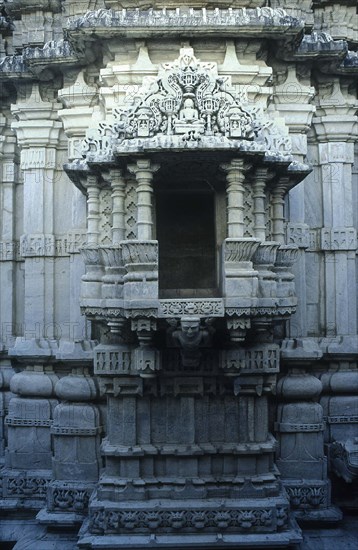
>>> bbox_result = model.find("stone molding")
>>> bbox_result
[47,481,95,513]
[68,8,304,37]
[0,233,87,260]
[159,299,224,317]
[284,481,330,510]
[2,472,51,499]
[89,498,290,535]
[320,227,357,251]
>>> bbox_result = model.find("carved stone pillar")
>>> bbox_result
[278,341,342,522]
[11,84,62,339]
[0,111,19,348]
[320,369,358,493]
[127,159,159,241]
[110,169,126,245]
[221,158,247,238]
[38,371,101,525]
[253,167,268,242]
[312,78,357,337]
[3,366,58,507]
[271,180,287,244]
[85,174,100,246]
[0,360,14,460]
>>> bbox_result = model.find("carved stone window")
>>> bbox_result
[156,187,218,298]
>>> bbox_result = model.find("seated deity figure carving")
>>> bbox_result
[172,316,211,367]
[174,98,205,135]
[180,98,199,122]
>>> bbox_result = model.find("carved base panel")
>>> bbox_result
[47,480,95,513]
[283,480,342,523]
[36,480,97,527]
[1,469,51,508]
[85,494,297,543]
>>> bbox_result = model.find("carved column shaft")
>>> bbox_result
[128,160,159,241]
[253,168,268,242]
[86,175,100,245]
[271,182,287,244]
[110,169,126,244]
[11,85,62,337]
[223,159,246,238]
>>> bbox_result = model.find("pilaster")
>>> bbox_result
[312,78,358,337]
[11,83,63,339]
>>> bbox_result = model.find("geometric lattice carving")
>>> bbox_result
[243,185,255,238]
[125,181,137,240]
[99,189,112,244]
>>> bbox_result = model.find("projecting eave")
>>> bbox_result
[65,7,304,43]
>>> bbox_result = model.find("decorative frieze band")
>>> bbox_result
[321,228,357,251]
[20,148,57,170]
[275,422,325,432]
[94,347,132,375]
[5,417,53,427]
[51,426,101,436]
[48,482,94,512]
[10,232,87,259]
[286,223,310,249]
[221,346,280,374]
[2,475,50,498]
[159,299,224,317]
[68,7,303,35]
[284,482,329,510]
[89,503,289,535]
[0,240,21,261]
[20,234,55,257]
[286,226,358,251]
[324,415,358,424]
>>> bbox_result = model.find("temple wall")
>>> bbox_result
[0,1,357,548]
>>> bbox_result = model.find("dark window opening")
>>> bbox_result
[157,190,217,298]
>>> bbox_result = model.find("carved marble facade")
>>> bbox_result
[0,1,357,549]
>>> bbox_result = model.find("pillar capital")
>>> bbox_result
[11,84,62,149]
[127,159,160,182]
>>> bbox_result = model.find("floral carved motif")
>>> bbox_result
[89,505,288,534]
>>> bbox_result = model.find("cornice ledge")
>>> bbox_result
[295,31,348,59]
[0,54,32,79]
[23,40,82,68]
[66,7,304,39]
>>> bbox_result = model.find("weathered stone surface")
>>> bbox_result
[0,0,357,548]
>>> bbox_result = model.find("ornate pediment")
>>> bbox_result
[114,47,255,143]
[82,47,294,161]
